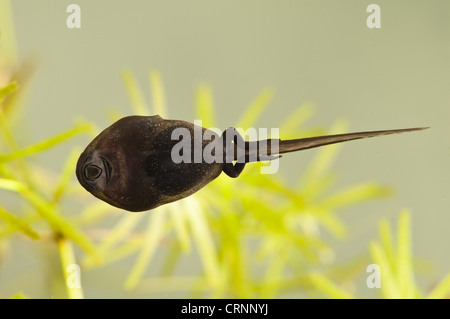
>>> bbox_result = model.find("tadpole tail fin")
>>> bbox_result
[277,127,429,155]
[239,127,429,162]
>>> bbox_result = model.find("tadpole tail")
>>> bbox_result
[276,127,429,154]
[239,127,429,162]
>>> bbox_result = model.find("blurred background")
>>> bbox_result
[0,0,449,298]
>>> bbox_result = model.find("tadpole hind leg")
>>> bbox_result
[221,127,246,178]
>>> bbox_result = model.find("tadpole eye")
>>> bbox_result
[84,164,102,181]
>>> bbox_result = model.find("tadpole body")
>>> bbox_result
[76,115,427,212]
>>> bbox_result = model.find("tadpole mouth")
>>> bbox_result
[75,153,113,189]
[85,164,102,180]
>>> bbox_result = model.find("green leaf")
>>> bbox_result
[235,88,274,128]
[0,178,99,258]
[279,102,315,138]
[136,276,208,294]
[84,241,140,269]
[149,70,167,117]
[98,213,143,254]
[168,201,191,253]
[306,272,354,299]
[160,243,182,277]
[0,122,93,163]
[0,109,36,186]
[427,273,450,299]
[9,291,29,299]
[184,196,223,295]
[71,202,114,226]
[125,208,167,290]
[106,109,123,123]
[261,247,287,298]
[316,213,346,238]
[0,205,39,239]
[379,219,395,272]
[0,81,17,99]
[397,210,415,298]
[369,241,401,298]
[121,69,149,115]
[298,119,348,192]
[53,148,82,202]
[321,183,392,210]
[195,83,216,128]
[56,236,84,299]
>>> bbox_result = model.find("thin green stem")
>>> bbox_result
[56,236,84,299]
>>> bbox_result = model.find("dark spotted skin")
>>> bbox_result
[76,115,230,211]
[76,115,427,212]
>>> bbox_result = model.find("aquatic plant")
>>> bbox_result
[1,0,448,299]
